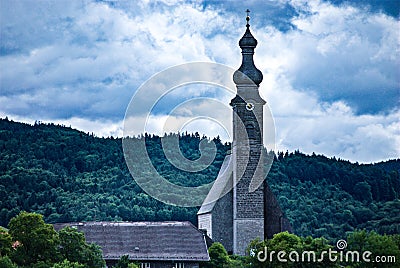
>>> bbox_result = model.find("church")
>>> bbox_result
[197,12,291,256]
[53,12,291,266]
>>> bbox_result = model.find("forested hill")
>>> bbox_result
[1,117,399,241]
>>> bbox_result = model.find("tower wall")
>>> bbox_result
[231,84,265,255]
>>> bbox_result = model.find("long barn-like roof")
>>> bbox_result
[54,221,209,261]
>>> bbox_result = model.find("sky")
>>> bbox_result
[0,0,399,163]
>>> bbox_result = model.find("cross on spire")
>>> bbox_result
[246,9,250,27]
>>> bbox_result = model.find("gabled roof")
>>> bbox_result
[197,154,233,215]
[53,221,209,261]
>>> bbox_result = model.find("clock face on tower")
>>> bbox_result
[246,102,255,111]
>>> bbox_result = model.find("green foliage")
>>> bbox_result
[78,244,104,268]
[115,255,138,268]
[0,227,12,258]
[266,231,303,252]
[58,227,105,268]
[0,256,18,268]
[2,212,104,268]
[0,119,229,227]
[247,231,400,268]
[346,230,400,268]
[52,259,85,268]
[226,256,246,268]
[115,255,129,268]
[1,119,399,242]
[392,234,400,250]
[207,242,229,267]
[58,227,86,264]
[301,236,335,267]
[250,233,337,267]
[8,211,60,266]
[202,242,252,268]
[2,210,399,268]
[268,151,400,241]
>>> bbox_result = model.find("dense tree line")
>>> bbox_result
[0,118,227,227]
[268,151,400,241]
[0,118,399,242]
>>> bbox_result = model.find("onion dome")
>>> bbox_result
[233,10,263,86]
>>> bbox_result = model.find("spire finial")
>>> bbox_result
[233,9,263,86]
[246,9,250,27]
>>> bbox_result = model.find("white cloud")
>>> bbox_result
[251,0,399,162]
[0,1,241,119]
[256,0,399,114]
[0,0,399,163]
[264,79,400,163]
[50,117,124,138]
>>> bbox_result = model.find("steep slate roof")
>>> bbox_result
[53,221,209,261]
[197,154,233,215]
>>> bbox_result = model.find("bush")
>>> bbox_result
[0,256,18,268]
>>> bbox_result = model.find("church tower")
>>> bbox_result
[230,10,266,255]
[197,10,291,256]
